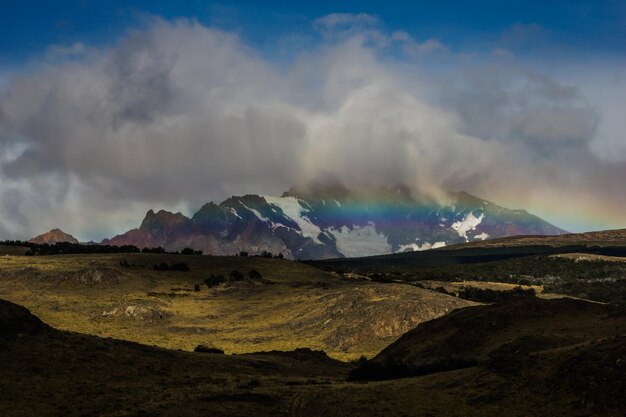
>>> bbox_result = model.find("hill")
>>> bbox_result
[440,228,626,249]
[1,297,623,416]
[0,253,473,360]
[102,185,565,260]
[307,228,626,304]
[351,297,625,380]
[29,228,79,244]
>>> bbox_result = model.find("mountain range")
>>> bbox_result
[96,184,565,259]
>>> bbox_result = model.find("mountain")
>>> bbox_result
[102,185,566,259]
[29,228,78,245]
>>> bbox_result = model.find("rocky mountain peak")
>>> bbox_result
[29,228,79,244]
[101,186,567,259]
[140,210,187,231]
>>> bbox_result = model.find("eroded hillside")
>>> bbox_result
[0,253,473,359]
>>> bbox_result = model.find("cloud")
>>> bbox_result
[313,13,380,32]
[0,17,624,240]
[392,32,449,57]
[44,42,95,61]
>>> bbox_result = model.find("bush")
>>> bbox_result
[248,269,263,280]
[153,262,189,272]
[153,262,169,271]
[434,286,454,296]
[229,270,245,281]
[169,262,190,272]
[142,247,165,253]
[193,284,201,292]
[457,286,535,303]
[204,274,226,288]
[194,345,224,354]
[181,248,203,256]
[239,251,248,257]
[370,273,393,283]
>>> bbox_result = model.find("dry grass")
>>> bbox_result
[0,253,473,360]
[550,253,626,263]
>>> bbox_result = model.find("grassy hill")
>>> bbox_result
[307,229,626,305]
[0,253,473,360]
[2,297,624,416]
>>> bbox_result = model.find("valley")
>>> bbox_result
[1,231,625,416]
[0,253,472,360]
[1,293,624,416]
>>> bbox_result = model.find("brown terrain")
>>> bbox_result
[1,296,624,416]
[28,228,78,245]
[443,228,626,249]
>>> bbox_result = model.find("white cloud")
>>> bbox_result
[0,17,624,240]
[313,13,380,32]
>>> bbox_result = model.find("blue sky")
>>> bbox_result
[1,0,625,65]
[0,1,625,239]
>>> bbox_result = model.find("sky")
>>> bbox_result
[0,0,625,240]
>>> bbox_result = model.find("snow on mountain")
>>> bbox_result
[102,186,567,260]
[398,241,447,252]
[474,232,490,241]
[328,222,392,258]
[238,201,270,222]
[262,195,323,244]
[451,212,484,241]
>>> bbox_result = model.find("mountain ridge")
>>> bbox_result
[101,186,566,259]
[28,228,78,245]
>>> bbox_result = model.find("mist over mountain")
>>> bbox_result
[0,16,625,240]
[102,184,565,259]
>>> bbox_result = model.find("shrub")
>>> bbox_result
[370,273,393,283]
[248,269,263,280]
[239,251,248,257]
[434,286,454,296]
[193,284,201,292]
[457,286,535,302]
[204,274,225,288]
[169,262,190,272]
[153,262,169,271]
[181,248,195,255]
[229,270,245,281]
[142,247,165,253]
[194,345,224,354]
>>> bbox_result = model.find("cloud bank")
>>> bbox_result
[0,16,624,240]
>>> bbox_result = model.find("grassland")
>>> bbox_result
[0,245,28,256]
[0,253,473,360]
[2,241,624,415]
[2,296,623,417]
[310,245,626,304]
